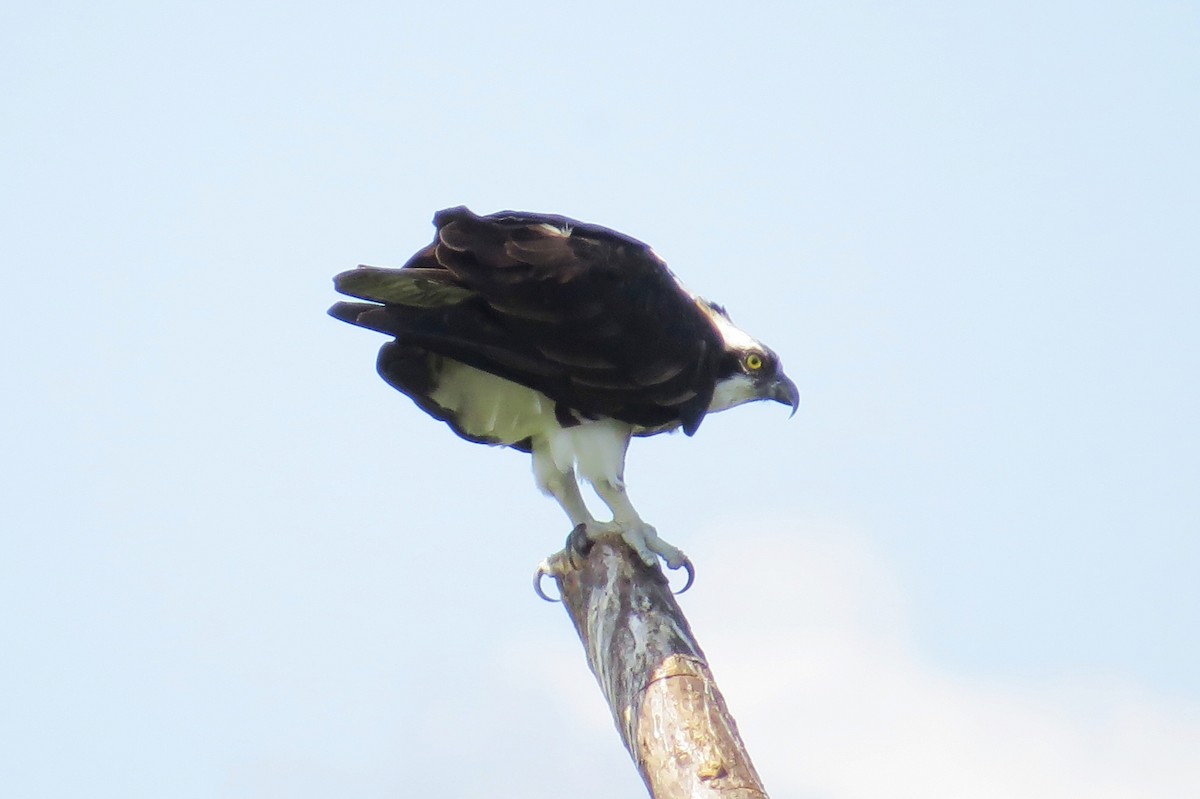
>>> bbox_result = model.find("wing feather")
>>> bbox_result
[334,266,474,307]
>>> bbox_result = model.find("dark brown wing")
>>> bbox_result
[330,206,723,435]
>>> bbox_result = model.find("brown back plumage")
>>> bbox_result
[329,206,726,436]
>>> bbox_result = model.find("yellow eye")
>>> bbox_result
[745,353,764,371]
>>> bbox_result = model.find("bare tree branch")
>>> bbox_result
[539,527,770,798]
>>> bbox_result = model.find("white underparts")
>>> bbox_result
[531,428,686,568]
[532,417,634,516]
[546,418,631,485]
[428,361,557,443]
[431,358,686,567]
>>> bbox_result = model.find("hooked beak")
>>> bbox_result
[768,372,800,418]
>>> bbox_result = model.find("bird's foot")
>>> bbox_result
[583,520,695,593]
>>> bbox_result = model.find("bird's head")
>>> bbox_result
[700,300,800,416]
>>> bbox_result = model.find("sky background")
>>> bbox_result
[3,1,1198,796]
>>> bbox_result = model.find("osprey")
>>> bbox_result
[329,207,798,583]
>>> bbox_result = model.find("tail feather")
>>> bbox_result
[327,301,404,336]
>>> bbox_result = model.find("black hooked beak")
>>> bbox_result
[769,372,800,417]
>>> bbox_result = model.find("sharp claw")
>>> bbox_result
[672,557,696,595]
[533,560,561,602]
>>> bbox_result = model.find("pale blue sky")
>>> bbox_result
[3,1,1198,796]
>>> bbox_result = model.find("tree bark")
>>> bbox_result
[538,526,769,799]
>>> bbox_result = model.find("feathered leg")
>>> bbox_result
[532,440,595,529]
[533,420,689,573]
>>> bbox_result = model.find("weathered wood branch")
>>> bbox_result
[539,526,769,799]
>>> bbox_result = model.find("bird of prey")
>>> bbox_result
[329,206,798,583]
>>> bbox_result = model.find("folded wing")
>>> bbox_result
[329,206,723,435]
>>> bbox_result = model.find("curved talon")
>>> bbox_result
[533,561,561,602]
[672,557,696,595]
